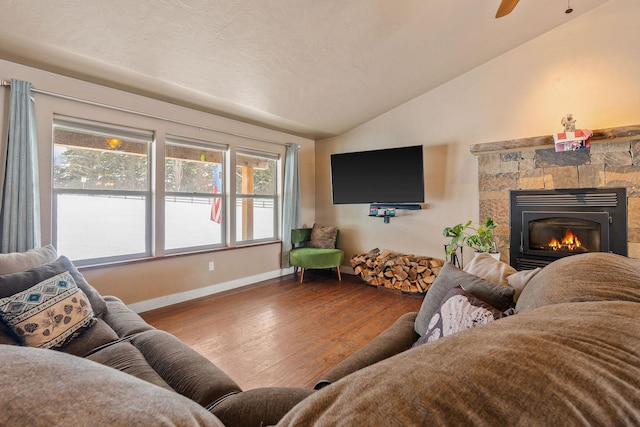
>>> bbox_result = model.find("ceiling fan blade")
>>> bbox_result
[495,0,520,18]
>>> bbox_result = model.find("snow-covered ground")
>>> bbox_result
[56,194,274,260]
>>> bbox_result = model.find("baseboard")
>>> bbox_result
[128,267,295,313]
[340,265,355,275]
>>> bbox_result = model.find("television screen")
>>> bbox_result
[330,145,424,204]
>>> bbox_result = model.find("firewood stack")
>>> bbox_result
[351,248,444,294]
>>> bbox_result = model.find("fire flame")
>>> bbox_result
[548,229,582,252]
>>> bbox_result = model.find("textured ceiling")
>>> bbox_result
[0,0,608,139]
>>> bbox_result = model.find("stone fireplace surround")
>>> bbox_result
[471,124,640,263]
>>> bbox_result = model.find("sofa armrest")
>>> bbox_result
[314,311,419,388]
[209,387,315,426]
[130,330,242,407]
[102,295,155,337]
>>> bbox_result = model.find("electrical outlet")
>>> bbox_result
[208,261,215,271]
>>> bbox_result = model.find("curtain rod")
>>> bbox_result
[1,79,292,147]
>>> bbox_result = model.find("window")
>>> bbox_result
[52,117,152,264]
[52,115,282,265]
[235,150,278,243]
[165,137,226,252]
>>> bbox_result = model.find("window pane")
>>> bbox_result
[165,143,224,193]
[236,197,275,241]
[235,151,277,243]
[53,119,151,263]
[165,141,225,250]
[56,194,146,260]
[54,128,148,191]
[236,153,276,195]
[165,196,223,250]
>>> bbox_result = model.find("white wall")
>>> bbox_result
[0,59,315,308]
[316,0,640,265]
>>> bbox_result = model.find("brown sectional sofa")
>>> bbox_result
[280,252,640,425]
[0,247,312,426]
[1,247,640,426]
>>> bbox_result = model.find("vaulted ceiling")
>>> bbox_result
[0,0,608,139]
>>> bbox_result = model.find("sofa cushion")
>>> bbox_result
[414,262,514,336]
[279,300,640,426]
[1,345,225,427]
[516,252,640,313]
[310,223,338,249]
[86,339,175,391]
[0,271,95,349]
[0,244,57,275]
[0,256,108,317]
[59,318,120,357]
[102,296,155,337]
[507,267,541,303]
[128,329,243,407]
[210,387,315,426]
[85,327,243,407]
[414,286,514,346]
[463,252,517,286]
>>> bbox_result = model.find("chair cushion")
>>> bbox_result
[291,228,312,245]
[289,248,344,269]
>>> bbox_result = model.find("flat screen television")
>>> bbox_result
[330,145,424,204]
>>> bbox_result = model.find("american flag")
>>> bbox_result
[210,163,222,224]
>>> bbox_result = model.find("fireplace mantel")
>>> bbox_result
[470,124,640,156]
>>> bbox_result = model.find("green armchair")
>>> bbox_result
[289,227,344,283]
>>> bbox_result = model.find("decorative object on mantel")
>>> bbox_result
[442,217,499,267]
[561,113,576,132]
[554,114,593,152]
[351,248,443,294]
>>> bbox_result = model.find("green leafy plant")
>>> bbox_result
[443,216,498,256]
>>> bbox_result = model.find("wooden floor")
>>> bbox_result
[140,270,423,390]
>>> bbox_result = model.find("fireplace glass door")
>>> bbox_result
[522,211,610,258]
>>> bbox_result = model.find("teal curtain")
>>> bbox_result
[0,79,41,252]
[281,143,301,267]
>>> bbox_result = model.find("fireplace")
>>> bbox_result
[510,188,628,270]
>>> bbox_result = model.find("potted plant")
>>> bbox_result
[443,216,498,257]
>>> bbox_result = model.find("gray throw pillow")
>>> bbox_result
[0,244,58,275]
[0,256,108,317]
[310,224,338,249]
[414,262,515,336]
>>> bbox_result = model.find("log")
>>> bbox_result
[350,249,444,294]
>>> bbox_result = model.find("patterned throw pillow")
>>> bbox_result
[414,286,515,346]
[0,271,95,349]
[414,262,515,336]
[310,223,338,249]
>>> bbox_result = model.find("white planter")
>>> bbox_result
[474,251,501,261]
